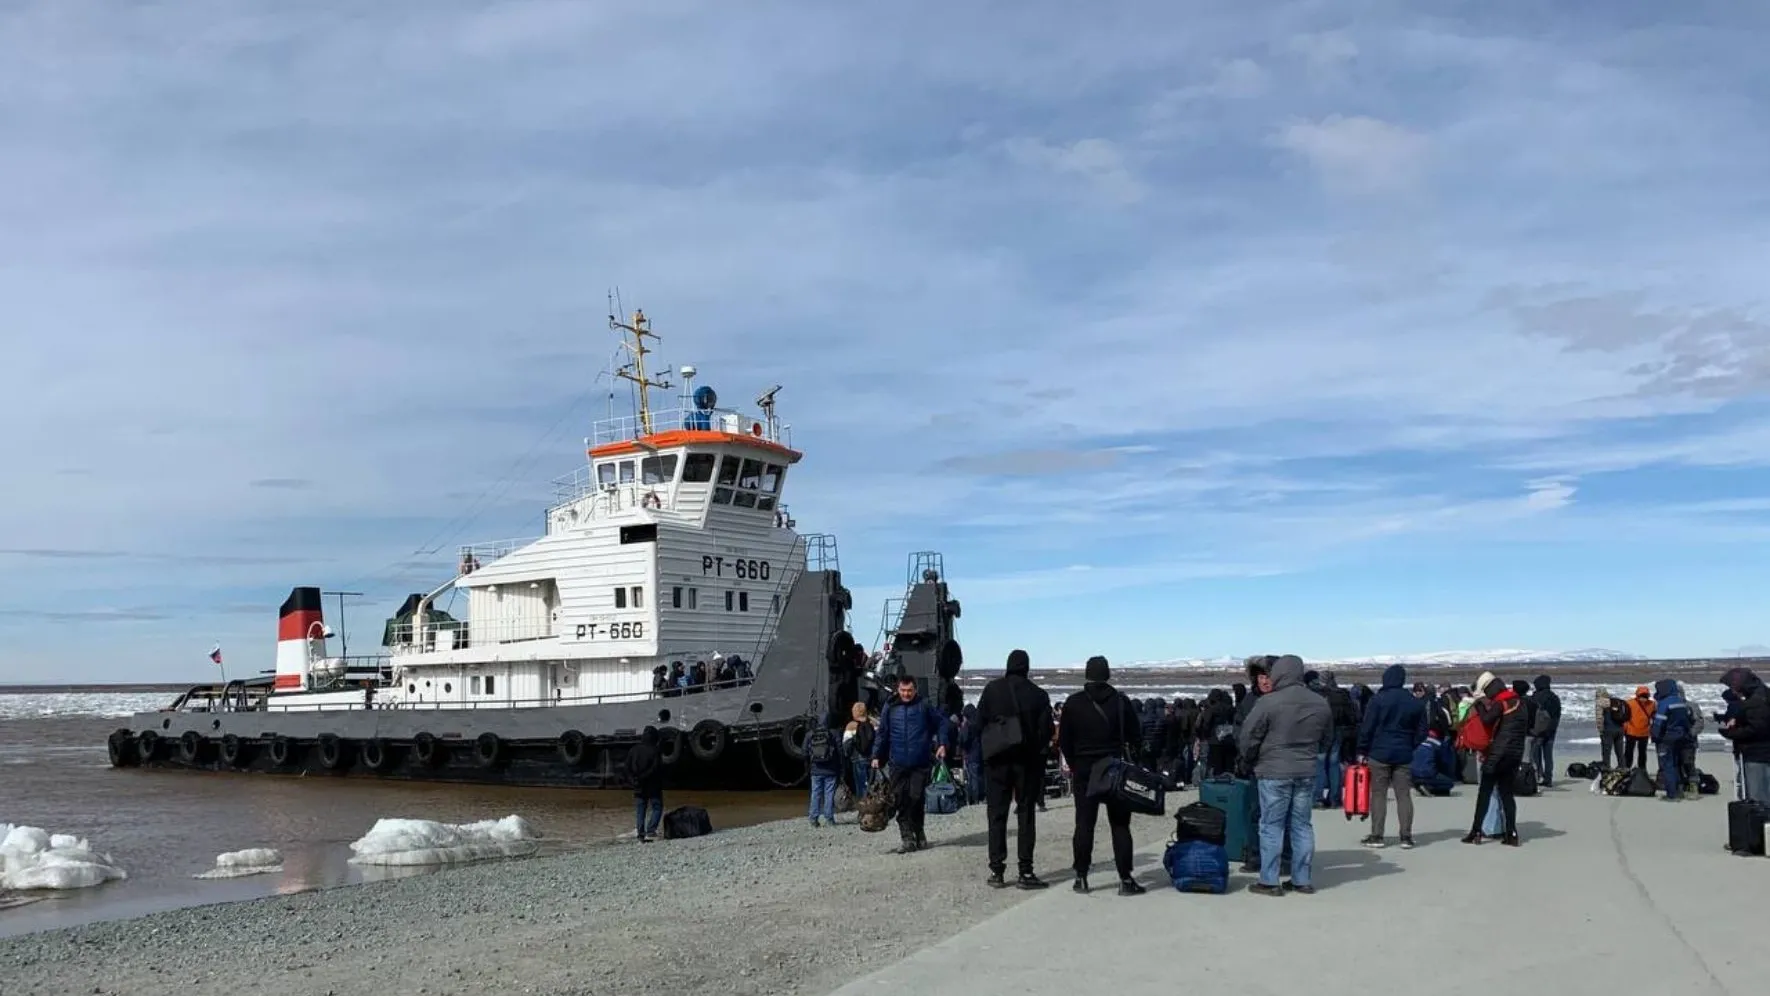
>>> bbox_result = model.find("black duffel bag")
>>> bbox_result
[1087,756,1166,816]
[662,805,714,839]
[1173,801,1227,845]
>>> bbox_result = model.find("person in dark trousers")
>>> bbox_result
[871,674,950,853]
[1649,678,1693,801]
[627,727,665,842]
[1530,675,1562,786]
[1512,679,1540,779]
[1357,664,1428,849]
[1597,688,1628,771]
[975,648,1056,890]
[1622,686,1655,769]
[1058,655,1145,896]
[1719,667,1770,801]
[1463,674,1529,846]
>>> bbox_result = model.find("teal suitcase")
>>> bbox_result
[1198,776,1255,863]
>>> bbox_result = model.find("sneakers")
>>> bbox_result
[1399,836,1416,850]
[1360,835,1386,849]
[986,871,1007,889]
[1117,878,1147,896]
[1017,873,1049,890]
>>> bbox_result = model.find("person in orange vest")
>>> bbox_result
[1622,685,1656,770]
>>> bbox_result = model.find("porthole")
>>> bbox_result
[444,682,453,694]
[748,702,764,714]
[658,709,672,723]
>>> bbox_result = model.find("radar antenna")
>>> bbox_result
[756,384,782,441]
[609,305,672,437]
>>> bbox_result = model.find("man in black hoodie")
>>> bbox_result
[626,727,665,842]
[1719,667,1770,802]
[976,648,1055,889]
[1530,675,1562,787]
[1058,655,1145,896]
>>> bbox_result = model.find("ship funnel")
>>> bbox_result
[274,586,326,693]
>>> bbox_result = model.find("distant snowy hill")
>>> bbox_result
[1116,648,1643,670]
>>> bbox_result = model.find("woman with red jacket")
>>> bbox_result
[1462,673,1531,846]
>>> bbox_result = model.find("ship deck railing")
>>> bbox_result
[546,475,680,516]
[455,536,542,571]
[262,676,758,712]
[590,406,793,449]
[382,619,561,654]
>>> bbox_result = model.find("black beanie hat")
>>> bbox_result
[1084,655,1110,683]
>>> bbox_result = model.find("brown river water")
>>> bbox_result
[0,704,802,938]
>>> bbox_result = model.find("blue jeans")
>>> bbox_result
[1256,777,1316,888]
[809,772,838,824]
[1315,741,1342,806]
[851,758,871,799]
[634,795,662,838]
[964,758,985,805]
[1744,760,1770,803]
[1533,737,1555,785]
[1657,743,1684,799]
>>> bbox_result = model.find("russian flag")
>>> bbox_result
[209,644,223,665]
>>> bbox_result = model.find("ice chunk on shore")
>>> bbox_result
[347,815,541,867]
[194,848,284,879]
[0,824,128,891]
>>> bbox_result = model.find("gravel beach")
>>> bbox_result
[1,798,1087,996]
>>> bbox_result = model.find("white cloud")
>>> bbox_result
[1276,114,1429,193]
[1005,137,1145,205]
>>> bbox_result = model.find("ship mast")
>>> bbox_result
[610,308,671,437]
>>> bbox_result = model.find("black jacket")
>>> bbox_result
[976,671,1055,767]
[626,730,664,797]
[1721,675,1770,764]
[1059,683,1141,770]
[1532,676,1562,737]
[1474,691,1530,767]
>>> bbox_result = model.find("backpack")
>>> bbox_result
[1455,708,1493,753]
[806,725,838,765]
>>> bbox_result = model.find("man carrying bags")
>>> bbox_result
[976,648,1056,890]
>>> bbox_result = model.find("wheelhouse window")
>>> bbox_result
[597,462,616,487]
[710,455,785,510]
[682,453,717,483]
[716,455,741,486]
[641,454,678,485]
[618,460,636,484]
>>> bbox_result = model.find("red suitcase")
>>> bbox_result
[1343,763,1371,821]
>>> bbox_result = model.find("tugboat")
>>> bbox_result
[105,309,964,789]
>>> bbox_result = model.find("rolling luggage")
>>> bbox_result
[1162,838,1229,894]
[1342,763,1371,821]
[1199,776,1256,864]
[1727,800,1770,856]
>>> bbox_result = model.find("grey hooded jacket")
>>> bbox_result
[1238,655,1334,780]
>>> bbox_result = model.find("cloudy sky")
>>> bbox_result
[4,0,1768,682]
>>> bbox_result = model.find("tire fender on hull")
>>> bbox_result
[178,731,206,765]
[412,732,445,769]
[657,728,685,766]
[268,736,295,768]
[220,734,249,768]
[136,730,161,764]
[558,730,589,769]
[108,729,136,768]
[475,732,504,768]
[317,735,352,771]
[360,738,395,772]
[780,715,811,760]
[688,720,728,763]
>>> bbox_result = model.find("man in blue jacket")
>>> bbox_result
[1356,664,1429,848]
[1410,727,1458,796]
[1650,678,1692,801]
[872,674,951,852]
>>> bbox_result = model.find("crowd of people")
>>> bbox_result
[798,652,1770,896]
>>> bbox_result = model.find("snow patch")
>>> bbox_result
[0,824,128,891]
[347,815,541,867]
[194,848,284,879]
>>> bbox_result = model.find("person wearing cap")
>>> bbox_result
[1719,667,1770,801]
[1057,655,1145,896]
[1622,686,1656,770]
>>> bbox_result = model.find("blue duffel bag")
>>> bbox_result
[1162,838,1229,894]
